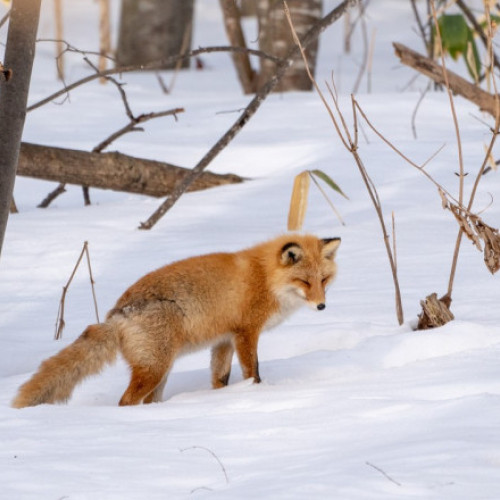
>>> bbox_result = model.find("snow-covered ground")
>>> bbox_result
[1,1,499,498]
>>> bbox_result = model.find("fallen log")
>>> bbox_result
[17,142,244,197]
[393,42,499,118]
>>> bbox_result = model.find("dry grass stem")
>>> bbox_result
[55,242,100,340]
[308,171,346,226]
[430,0,465,206]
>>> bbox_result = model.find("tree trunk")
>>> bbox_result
[17,143,244,198]
[219,0,257,94]
[116,0,194,69]
[257,0,322,91]
[0,0,41,257]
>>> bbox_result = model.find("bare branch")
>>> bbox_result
[27,46,283,112]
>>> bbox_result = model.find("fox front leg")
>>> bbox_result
[233,332,261,384]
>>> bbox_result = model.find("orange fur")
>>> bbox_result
[12,234,340,408]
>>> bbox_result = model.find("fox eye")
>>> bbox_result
[321,277,330,285]
[298,279,311,288]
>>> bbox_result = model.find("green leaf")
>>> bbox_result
[310,169,349,200]
[437,14,470,60]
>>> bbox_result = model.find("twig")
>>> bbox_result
[55,241,100,340]
[430,0,465,207]
[0,9,10,30]
[366,28,376,93]
[85,242,100,325]
[352,2,369,94]
[353,100,458,205]
[410,0,429,54]
[38,182,66,208]
[167,18,192,93]
[308,171,346,226]
[27,46,283,113]
[180,446,229,485]
[366,461,402,487]
[93,108,184,153]
[392,211,397,273]
[411,81,431,139]
[138,0,358,230]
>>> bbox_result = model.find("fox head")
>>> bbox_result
[272,235,341,311]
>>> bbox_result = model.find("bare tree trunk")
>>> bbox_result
[219,0,256,94]
[98,0,111,82]
[257,0,322,91]
[239,0,257,17]
[116,0,194,69]
[17,143,244,198]
[0,0,41,257]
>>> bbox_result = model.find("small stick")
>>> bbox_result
[366,461,402,487]
[180,446,229,485]
[55,241,100,340]
[392,211,397,273]
[411,82,430,140]
[308,171,346,226]
[85,242,100,324]
[0,9,10,30]
[366,27,376,93]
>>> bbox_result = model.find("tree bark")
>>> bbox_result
[0,0,41,257]
[257,0,322,91]
[17,143,244,198]
[116,0,194,69]
[393,42,499,118]
[219,0,256,94]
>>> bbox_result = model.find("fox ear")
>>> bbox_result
[321,237,341,260]
[280,242,304,265]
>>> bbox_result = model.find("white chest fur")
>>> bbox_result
[263,287,304,331]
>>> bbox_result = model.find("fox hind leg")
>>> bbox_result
[211,340,234,389]
[119,364,171,406]
[143,373,168,404]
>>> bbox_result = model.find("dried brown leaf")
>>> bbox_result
[287,171,310,231]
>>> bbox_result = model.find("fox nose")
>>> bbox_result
[317,303,326,311]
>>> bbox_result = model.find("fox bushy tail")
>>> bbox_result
[12,324,119,408]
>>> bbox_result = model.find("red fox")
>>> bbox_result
[12,234,340,408]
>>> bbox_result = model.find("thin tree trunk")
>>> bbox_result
[98,0,111,83]
[0,0,41,257]
[219,0,256,94]
[17,143,244,198]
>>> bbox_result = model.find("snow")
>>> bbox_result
[1,0,500,498]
